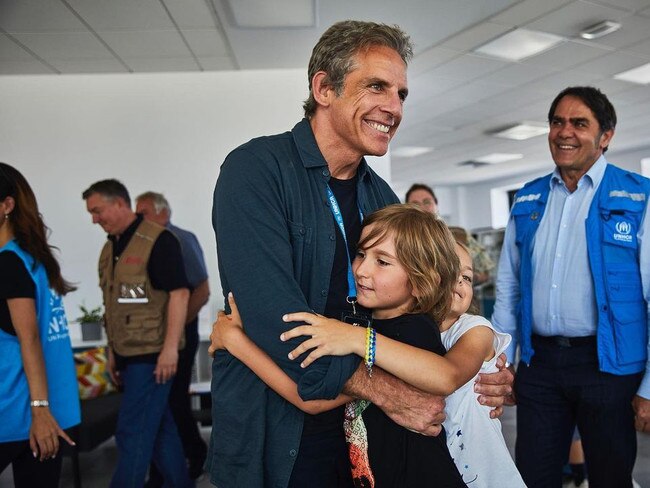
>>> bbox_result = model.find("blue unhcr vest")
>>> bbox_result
[0,240,80,442]
[512,164,650,375]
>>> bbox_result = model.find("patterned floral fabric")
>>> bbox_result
[74,346,117,399]
[344,399,374,488]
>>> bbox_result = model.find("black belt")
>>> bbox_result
[532,334,596,348]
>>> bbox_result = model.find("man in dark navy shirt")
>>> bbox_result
[210,20,513,488]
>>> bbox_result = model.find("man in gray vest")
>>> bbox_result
[136,191,209,482]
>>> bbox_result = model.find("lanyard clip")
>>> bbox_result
[346,296,357,315]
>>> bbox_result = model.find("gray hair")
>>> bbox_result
[135,191,171,216]
[303,20,413,118]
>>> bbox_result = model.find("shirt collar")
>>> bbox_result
[109,213,143,244]
[291,118,369,180]
[549,154,608,191]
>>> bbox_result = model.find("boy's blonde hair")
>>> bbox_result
[359,204,459,323]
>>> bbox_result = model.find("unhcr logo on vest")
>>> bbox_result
[614,220,633,243]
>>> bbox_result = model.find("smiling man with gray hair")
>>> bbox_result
[210,19,513,488]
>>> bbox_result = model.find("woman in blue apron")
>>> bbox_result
[0,162,80,487]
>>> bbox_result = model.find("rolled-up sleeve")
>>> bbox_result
[214,144,360,398]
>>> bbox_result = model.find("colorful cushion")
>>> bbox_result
[74,346,117,400]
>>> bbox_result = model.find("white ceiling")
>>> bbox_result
[2,0,650,189]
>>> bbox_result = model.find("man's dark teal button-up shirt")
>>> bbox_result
[208,119,398,487]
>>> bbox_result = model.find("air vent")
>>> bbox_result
[579,21,621,40]
[457,160,490,168]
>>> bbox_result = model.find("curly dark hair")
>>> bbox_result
[405,183,437,204]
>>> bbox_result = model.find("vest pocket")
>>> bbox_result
[602,214,638,249]
[606,265,647,365]
[118,277,149,303]
[122,317,163,348]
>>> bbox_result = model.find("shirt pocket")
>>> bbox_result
[288,219,312,278]
[288,220,311,244]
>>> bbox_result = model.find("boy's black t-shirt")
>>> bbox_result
[364,314,465,487]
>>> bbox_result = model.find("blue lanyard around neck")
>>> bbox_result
[326,184,363,305]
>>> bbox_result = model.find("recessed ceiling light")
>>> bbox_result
[614,62,650,85]
[475,153,524,164]
[474,28,564,62]
[391,146,434,158]
[579,20,621,40]
[225,0,316,28]
[488,122,549,140]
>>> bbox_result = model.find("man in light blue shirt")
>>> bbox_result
[492,86,650,487]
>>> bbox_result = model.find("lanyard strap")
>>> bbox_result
[326,185,363,304]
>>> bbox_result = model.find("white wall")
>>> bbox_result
[608,146,650,174]
[432,186,458,223]
[0,69,307,333]
[459,170,546,230]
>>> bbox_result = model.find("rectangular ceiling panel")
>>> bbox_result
[11,31,114,59]
[66,0,173,31]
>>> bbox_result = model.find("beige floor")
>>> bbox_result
[1,407,649,487]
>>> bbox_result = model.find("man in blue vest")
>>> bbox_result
[492,86,650,487]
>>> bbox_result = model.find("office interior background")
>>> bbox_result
[2,0,650,485]
[3,0,650,323]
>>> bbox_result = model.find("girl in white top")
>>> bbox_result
[438,242,525,487]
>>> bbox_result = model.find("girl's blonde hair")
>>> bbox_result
[358,204,459,323]
[454,240,481,316]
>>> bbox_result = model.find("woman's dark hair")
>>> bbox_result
[405,183,437,204]
[0,162,75,295]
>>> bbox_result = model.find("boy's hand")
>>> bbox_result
[208,292,244,356]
